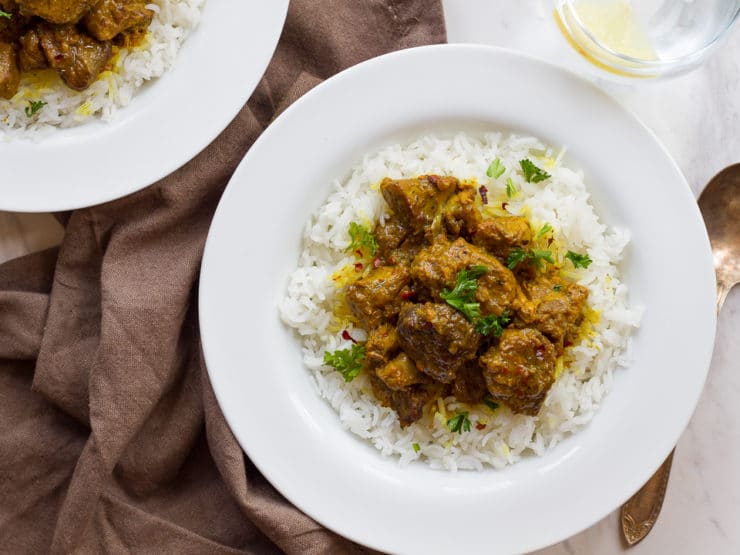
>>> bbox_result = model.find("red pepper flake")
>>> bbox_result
[373,257,383,268]
[475,422,486,430]
[400,290,415,301]
[547,237,554,246]
[478,185,488,205]
[341,330,357,343]
[354,263,363,272]
[355,249,363,258]
[501,202,509,211]
[564,339,573,348]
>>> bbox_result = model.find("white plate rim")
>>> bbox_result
[199,44,717,554]
[0,0,289,212]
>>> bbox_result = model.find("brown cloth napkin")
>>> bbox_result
[0,2,446,553]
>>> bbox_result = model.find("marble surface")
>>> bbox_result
[0,2,738,553]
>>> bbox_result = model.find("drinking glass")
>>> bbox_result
[554,0,740,77]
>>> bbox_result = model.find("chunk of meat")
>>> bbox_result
[480,328,557,415]
[0,2,30,43]
[452,363,487,404]
[17,27,47,71]
[369,375,440,427]
[0,41,19,99]
[443,184,481,238]
[374,215,408,259]
[364,324,399,368]
[376,353,427,391]
[396,302,479,384]
[84,0,153,42]
[518,271,588,351]
[345,265,410,329]
[17,0,100,24]
[387,239,422,267]
[390,384,439,427]
[112,20,148,48]
[411,237,524,317]
[473,216,532,259]
[38,23,111,91]
[380,175,457,235]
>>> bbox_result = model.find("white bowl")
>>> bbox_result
[199,45,716,554]
[0,0,288,212]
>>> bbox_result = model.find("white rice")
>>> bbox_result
[280,132,643,471]
[0,0,205,139]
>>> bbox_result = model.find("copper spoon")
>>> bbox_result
[620,164,740,546]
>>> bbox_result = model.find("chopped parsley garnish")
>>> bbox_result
[483,397,500,411]
[520,158,551,183]
[506,247,529,269]
[24,100,47,117]
[447,412,471,434]
[412,442,421,453]
[475,310,511,337]
[347,222,378,255]
[0,9,12,19]
[440,265,488,322]
[506,247,554,270]
[486,158,506,179]
[565,250,593,269]
[536,223,552,238]
[323,344,365,382]
[532,249,555,266]
[505,177,517,198]
[553,284,563,292]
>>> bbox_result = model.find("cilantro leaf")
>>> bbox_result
[440,265,488,322]
[347,222,378,255]
[565,250,593,269]
[520,158,551,183]
[506,247,554,270]
[412,442,421,453]
[553,284,563,292]
[323,344,365,382]
[505,247,529,270]
[536,223,552,238]
[486,158,506,179]
[483,396,499,411]
[447,412,471,434]
[505,177,517,198]
[0,9,12,19]
[475,310,511,337]
[532,249,554,265]
[24,100,47,117]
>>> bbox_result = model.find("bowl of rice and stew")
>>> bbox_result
[203,45,717,553]
[0,0,289,211]
[0,0,205,134]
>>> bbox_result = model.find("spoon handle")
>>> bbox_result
[717,281,731,314]
[620,449,675,546]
